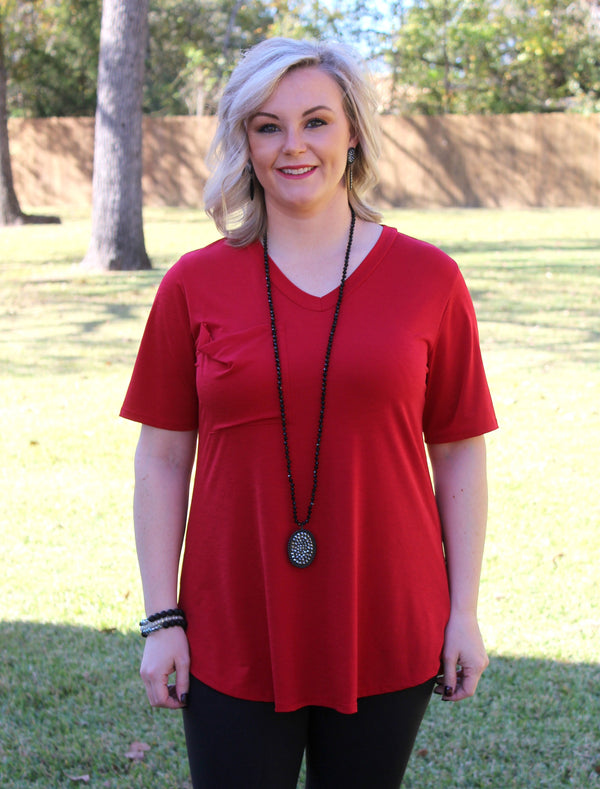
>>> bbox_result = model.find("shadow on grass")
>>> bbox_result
[2,270,165,378]
[0,621,190,789]
[1,621,599,788]
[405,650,600,789]
[445,238,600,366]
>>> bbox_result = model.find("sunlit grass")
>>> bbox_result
[1,207,599,787]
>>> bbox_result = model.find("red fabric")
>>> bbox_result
[121,226,498,713]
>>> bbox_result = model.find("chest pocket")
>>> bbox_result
[196,322,280,432]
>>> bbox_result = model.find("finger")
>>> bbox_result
[433,673,446,695]
[156,678,188,709]
[150,680,183,709]
[451,667,480,701]
[442,657,458,700]
[175,659,190,706]
[142,667,182,709]
[167,683,186,707]
[145,677,168,707]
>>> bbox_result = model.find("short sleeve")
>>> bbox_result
[423,271,497,444]
[120,266,199,431]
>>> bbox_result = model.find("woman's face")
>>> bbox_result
[247,66,357,218]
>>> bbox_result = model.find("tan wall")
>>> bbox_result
[8,113,600,209]
[376,114,600,208]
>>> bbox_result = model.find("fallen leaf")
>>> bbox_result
[67,775,90,783]
[125,741,151,760]
[416,748,428,758]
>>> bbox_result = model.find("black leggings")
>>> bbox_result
[182,675,434,789]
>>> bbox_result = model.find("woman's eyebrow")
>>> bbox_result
[249,105,334,122]
[302,104,333,116]
[250,111,279,121]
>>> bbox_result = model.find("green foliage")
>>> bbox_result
[144,0,354,116]
[2,0,101,117]
[2,0,600,118]
[506,0,600,112]
[383,0,600,114]
[145,0,275,116]
[385,0,503,114]
[2,0,361,118]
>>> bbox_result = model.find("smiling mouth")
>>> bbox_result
[279,166,316,175]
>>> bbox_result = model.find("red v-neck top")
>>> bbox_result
[121,225,498,713]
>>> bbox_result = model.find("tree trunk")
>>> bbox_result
[0,23,59,226]
[81,0,150,271]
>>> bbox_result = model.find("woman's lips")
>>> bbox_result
[278,166,317,177]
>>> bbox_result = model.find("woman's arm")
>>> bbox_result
[133,424,197,709]
[427,435,490,702]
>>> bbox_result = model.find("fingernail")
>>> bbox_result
[180,693,188,705]
[444,685,453,697]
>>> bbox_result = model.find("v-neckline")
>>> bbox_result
[259,225,395,312]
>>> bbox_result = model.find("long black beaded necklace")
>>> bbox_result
[263,208,356,567]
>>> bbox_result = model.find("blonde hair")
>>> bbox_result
[204,37,382,246]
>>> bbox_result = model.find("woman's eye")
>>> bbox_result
[307,118,326,128]
[258,123,279,133]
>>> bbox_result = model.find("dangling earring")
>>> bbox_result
[347,147,357,191]
[247,161,255,201]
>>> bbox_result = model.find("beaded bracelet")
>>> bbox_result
[140,608,186,625]
[139,608,187,638]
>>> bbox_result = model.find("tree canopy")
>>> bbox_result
[383,0,600,114]
[1,0,101,117]
[2,0,600,116]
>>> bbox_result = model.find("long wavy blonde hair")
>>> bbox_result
[204,37,382,246]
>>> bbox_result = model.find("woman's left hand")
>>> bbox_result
[434,611,489,702]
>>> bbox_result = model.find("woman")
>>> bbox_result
[121,37,497,789]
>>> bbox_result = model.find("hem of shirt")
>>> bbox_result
[119,407,198,432]
[425,419,499,445]
[189,663,439,715]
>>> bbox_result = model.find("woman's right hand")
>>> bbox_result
[139,626,190,709]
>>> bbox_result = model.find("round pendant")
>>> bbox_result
[287,529,316,568]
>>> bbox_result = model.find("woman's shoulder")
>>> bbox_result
[175,237,250,270]
[380,224,460,283]
[162,238,260,287]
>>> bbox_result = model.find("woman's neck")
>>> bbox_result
[263,201,382,298]
[263,200,357,297]
[265,195,352,247]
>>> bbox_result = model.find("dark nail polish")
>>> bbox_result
[444,685,453,697]
[180,693,188,705]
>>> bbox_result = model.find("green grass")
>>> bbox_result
[1,207,599,788]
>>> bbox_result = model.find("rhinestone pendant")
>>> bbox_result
[287,529,316,568]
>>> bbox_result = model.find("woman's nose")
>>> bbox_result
[282,127,307,155]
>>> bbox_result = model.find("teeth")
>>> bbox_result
[281,166,314,175]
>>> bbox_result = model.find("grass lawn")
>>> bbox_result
[1,207,599,788]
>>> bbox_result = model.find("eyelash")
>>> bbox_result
[256,118,327,134]
[257,123,278,134]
